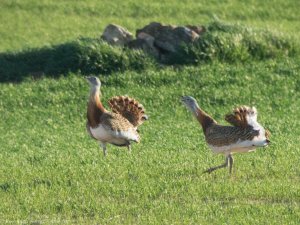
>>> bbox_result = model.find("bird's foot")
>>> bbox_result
[203,168,214,174]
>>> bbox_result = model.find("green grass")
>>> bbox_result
[0,38,156,82]
[1,0,300,224]
[1,0,300,52]
[0,21,297,82]
[1,61,300,224]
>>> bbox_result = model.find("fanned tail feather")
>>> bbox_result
[225,106,257,128]
[108,96,148,127]
[265,129,271,139]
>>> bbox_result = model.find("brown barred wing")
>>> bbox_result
[205,125,260,147]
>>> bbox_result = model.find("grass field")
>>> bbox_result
[1,0,300,52]
[0,0,300,224]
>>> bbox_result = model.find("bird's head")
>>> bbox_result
[86,76,101,89]
[181,96,199,112]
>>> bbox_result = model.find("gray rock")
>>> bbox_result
[127,32,159,58]
[136,22,200,56]
[101,24,133,46]
[185,25,206,35]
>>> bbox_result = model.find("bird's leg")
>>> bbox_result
[228,154,234,174]
[203,156,229,174]
[127,144,131,154]
[100,142,107,156]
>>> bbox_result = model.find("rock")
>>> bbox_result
[101,24,133,46]
[137,32,155,41]
[136,22,200,56]
[127,32,159,58]
[136,22,176,39]
[185,25,206,35]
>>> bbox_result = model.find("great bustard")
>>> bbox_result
[181,96,270,174]
[86,76,148,156]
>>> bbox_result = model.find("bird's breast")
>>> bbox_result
[90,124,111,141]
[208,139,258,154]
[89,124,139,143]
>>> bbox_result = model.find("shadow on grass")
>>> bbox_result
[0,38,155,82]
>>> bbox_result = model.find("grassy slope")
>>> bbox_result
[1,0,300,224]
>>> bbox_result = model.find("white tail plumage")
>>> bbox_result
[225,106,257,128]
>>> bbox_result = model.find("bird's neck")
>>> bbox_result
[87,87,106,127]
[192,105,217,133]
[89,87,105,112]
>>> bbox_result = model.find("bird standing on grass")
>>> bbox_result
[181,96,270,174]
[86,76,148,156]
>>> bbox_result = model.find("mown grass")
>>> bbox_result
[1,0,300,224]
[1,59,300,224]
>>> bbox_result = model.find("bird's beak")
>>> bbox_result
[181,96,185,102]
[142,115,149,121]
[85,76,94,85]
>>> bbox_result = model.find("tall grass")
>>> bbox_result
[168,21,297,64]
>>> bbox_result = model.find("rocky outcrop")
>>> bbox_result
[101,22,206,60]
[136,22,199,52]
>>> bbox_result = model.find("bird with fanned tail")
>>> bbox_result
[86,76,148,156]
[181,96,270,174]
